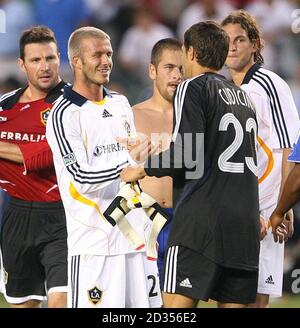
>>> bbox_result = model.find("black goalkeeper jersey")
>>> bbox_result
[145,72,260,271]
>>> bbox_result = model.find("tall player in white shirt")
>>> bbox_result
[222,10,299,308]
[46,27,161,308]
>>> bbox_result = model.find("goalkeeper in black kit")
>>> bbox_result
[120,21,260,308]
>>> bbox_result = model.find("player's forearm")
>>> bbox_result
[19,141,54,172]
[0,141,24,163]
[274,163,300,215]
[144,135,203,180]
[278,148,294,199]
[144,141,186,178]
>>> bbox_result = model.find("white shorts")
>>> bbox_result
[68,252,162,308]
[258,205,284,297]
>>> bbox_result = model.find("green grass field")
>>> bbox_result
[0,294,9,308]
[1,293,300,308]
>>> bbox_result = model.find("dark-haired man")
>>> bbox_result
[222,10,299,308]
[133,38,183,282]
[121,21,260,308]
[0,26,67,308]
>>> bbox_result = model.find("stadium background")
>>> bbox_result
[1,0,300,307]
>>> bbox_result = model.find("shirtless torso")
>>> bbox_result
[133,100,173,208]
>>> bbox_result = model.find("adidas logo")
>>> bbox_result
[265,275,275,285]
[179,278,192,288]
[20,104,30,111]
[102,109,112,118]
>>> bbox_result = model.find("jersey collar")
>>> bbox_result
[242,63,261,85]
[45,80,67,103]
[0,80,66,110]
[63,86,112,107]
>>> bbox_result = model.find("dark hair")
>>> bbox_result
[221,10,264,65]
[184,21,229,70]
[19,26,58,60]
[151,38,182,68]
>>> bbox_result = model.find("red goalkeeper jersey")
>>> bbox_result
[0,82,66,201]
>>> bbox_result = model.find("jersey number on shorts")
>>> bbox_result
[218,113,257,175]
[147,275,158,297]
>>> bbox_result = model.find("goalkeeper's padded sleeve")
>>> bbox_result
[103,183,145,250]
[144,203,170,260]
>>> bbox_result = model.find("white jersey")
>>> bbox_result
[46,86,149,256]
[241,64,300,210]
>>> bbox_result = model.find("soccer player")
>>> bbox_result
[121,21,260,308]
[133,38,183,281]
[270,134,300,243]
[0,26,68,308]
[46,26,161,308]
[222,10,299,308]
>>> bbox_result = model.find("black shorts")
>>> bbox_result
[162,245,258,304]
[0,197,68,301]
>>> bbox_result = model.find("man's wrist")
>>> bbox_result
[139,166,147,179]
[273,208,286,217]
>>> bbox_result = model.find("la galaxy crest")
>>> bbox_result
[88,286,102,305]
[40,108,51,126]
[123,120,131,137]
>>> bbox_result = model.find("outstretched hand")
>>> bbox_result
[283,208,294,240]
[269,211,288,243]
[259,215,268,241]
[120,166,147,183]
[117,133,158,163]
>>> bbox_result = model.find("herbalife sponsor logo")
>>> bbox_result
[265,275,275,285]
[179,278,192,288]
[93,142,125,157]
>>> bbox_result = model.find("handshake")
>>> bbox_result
[104,182,170,260]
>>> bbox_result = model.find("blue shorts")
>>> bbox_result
[157,208,173,281]
[0,190,9,232]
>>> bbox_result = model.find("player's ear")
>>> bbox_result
[188,46,195,61]
[72,56,82,70]
[18,58,26,73]
[252,38,260,54]
[149,63,156,81]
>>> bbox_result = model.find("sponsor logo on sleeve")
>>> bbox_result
[63,153,76,166]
